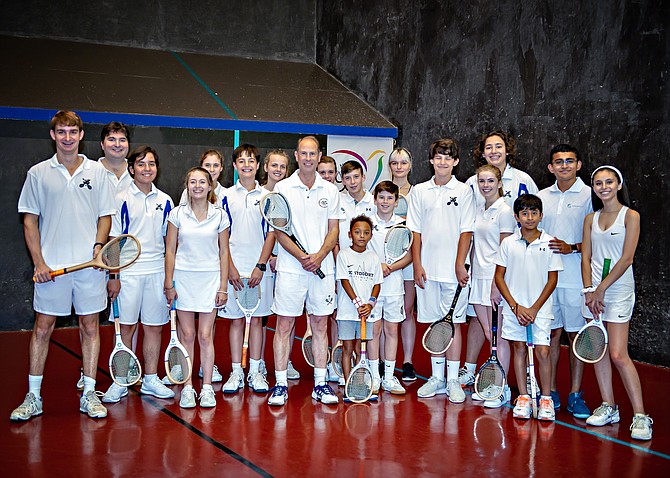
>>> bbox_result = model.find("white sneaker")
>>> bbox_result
[471,390,485,401]
[76,370,84,391]
[630,414,653,441]
[312,384,339,404]
[513,394,532,420]
[223,370,245,394]
[538,396,555,421]
[102,382,129,403]
[248,372,270,393]
[179,385,197,409]
[382,376,406,395]
[458,366,475,386]
[259,359,268,377]
[79,391,107,418]
[199,365,223,383]
[586,402,620,426]
[338,377,345,387]
[199,386,217,408]
[268,385,288,406]
[161,364,183,385]
[484,385,511,409]
[10,393,43,421]
[326,362,339,382]
[417,376,447,398]
[446,379,466,403]
[372,377,381,394]
[287,361,300,380]
[140,376,175,399]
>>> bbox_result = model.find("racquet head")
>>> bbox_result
[235,278,261,311]
[259,192,292,233]
[302,335,314,368]
[422,320,454,355]
[164,298,192,385]
[332,342,344,378]
[395,194,408,217]
[384,225,413,264]
[474,361,506,400]
[109,298,142,386]
[101,234,141,270]
[345,363,373,403]
[572,323,608,363]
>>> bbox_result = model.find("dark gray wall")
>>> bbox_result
[316,0,670,365]
[0,0,315,61]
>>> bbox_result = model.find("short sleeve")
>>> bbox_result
[498,205,516,234]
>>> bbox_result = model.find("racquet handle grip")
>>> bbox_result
[33,268,66,282]
[315,268,325,279]
[241,348,248,369]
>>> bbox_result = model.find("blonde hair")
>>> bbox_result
[185,167,217,204]
[476,164,504,198]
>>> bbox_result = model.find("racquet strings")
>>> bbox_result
[263,195,290,228]
[346,367,373,401]
[424,321,454,354]
[111,350,140,385]
[102,236,140,268]
[167,347,189,382]
[475,362,505,399]
[332,346,343,376]
[395,196,408,217]
[237,280,260,310]
[386,228,411,260]
[302,336,314,365]
[574,326,606,362]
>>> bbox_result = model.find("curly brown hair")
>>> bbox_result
[473,130,517,169]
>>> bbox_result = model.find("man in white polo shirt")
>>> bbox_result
[12,110,115,421]
[99,121,132,194]
[269,136,344,406]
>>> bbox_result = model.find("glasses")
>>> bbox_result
[552,158,577,166]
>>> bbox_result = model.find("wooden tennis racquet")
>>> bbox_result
[109,297,142,387]
[164,294,192,385]
[236,278,261,368]
[474,307,506,399]
[573,258,611,363]
[384,225,413,265]
[345,314,374,403]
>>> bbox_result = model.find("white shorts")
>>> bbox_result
[113,272,169,326]
[370,295,405,323]
[501,313,551,346]
[582,291,635,324]
[174,269,220,313]
[34,268,106,316]
[338,318,374,341]
[469,277,493,307]
[272,271,336,317]
[402,264,414,281]
[218,274,273,319]
[416,280,469,324]
[551,287,585,332]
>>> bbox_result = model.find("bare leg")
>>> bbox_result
[176,310,197,387]
[198,310,217,386]
[141,324,162,375]
[400,281,416,364]
[309,315,329,369]
[229,318,244,363]
[513,341,529,395]
[464,315,486,364]
[549,327,562,391]
[566,332,585,394]
[79,314,101,380]
[249,317,263,360]
[29,314,57,376]
[535,345,552,396]
[606,322,646,414]
[273,315,295,374]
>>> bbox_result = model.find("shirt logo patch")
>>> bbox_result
[155,204,163,211]
[319,198,329,208]
[503,190,512,198]
[446,197,459,206]
[325,294,334,305]
[79,178,92,190]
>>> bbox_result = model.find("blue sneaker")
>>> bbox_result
[268,385,288,406]
[312,384,339,405]
[550,390,561,409]
[567,391,590,419]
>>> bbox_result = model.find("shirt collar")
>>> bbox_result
[233,180,262,194]
[428,176,458,189]
[549,177,587,194]
[129,181,157,197]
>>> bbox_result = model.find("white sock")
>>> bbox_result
[384,360,396,381]
[83,376,96,395]
[232,363,242,372]
[369,359,380,380]
[314,368,327,386]
[144,373,158,383]
[431,357,445,380]
[28,375,43,398]
[446,361,460,381]
[275,370,288,386]
[464,362,477,372]
[249,358,260,375]
[202,383,213,392]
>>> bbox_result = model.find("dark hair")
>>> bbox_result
[429,138,459,160]
[127,146,159,177]
[590,167,631,211]
[100,121,131,142]
[341,160,363,177]
[549,144,580,164]
[349,214,373,232]
[513,194,543,215]
[232,144,259,164]
[185,167,217,204]
[473,130,517,169]
[373,180,399,199]
[50,110,83,131]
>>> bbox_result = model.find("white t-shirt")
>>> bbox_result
[369,213,406,297]
[225,181,268,277]
[111,182,173,275]
[336,247,383,321]
[99,157,132,195]
[338,190,376,249]
[589,207,634,295]
[406,176,475,282]
[274,171,344,275]
[18,154,116,268]
[466,165,538,210]
[538,178,593,288]
[472,197,516,279]
[168,203,230,272]
[495,230,564,319]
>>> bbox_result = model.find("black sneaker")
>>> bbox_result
[402,362,416,382]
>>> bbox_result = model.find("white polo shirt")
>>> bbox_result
[538,178,592,289]
[225,180,268,277]
[472,197,516,279]
[494,230,564,319]
[406,176,475,283]
[99,157,132,195]
[467,165,538,209]
[369,213,406,297]
[168,203,230,272]
[111,182,173,275]
[338,190,376,249]
[18,154,115,268]
[274,171,344,275]
[336,247,383,321]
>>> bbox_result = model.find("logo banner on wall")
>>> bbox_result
[327,135,393,192]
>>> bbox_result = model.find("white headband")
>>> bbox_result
[591,165,624,184]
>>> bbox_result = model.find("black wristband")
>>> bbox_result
[94,242,105,249]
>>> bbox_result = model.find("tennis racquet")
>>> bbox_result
[526,324,539,419]
[108,297,142,387]
[236,278,261,368]
[474,307,506,400]
[345,315,374,403]
[164,295,192,385]
[331,340,344,378]
[395,194,409,218]
[384,225,413,265]
[573,258,611,363]
[34,234,141,281]
[421,265,469,355]
[259,192,325,279]
[301,317,330,367]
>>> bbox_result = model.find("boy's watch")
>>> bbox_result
[255,263,267,272]
[570,244,578,253]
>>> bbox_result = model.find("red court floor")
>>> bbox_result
[3,318,669,477]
